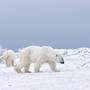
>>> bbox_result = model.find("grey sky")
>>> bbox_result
[0,0,90,50]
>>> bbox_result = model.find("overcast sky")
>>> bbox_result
[0,0,90,50]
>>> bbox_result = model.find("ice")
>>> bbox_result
[0,47,90,90]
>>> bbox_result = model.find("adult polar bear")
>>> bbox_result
[15,46,64,73]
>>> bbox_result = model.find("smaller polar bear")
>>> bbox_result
[0,50,16,67]
[14,46,64,73]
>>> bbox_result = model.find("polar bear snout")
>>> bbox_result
[56,54,64,64]
[61,61,64,64]
[59,57,64,64]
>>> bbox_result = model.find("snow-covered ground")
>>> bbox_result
[0,48,90,90]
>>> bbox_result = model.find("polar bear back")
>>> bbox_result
[2,50,16,60]
[23,46,56,63]
[20,46,42,63]
[41,46,56,61]
[27,46,42,62]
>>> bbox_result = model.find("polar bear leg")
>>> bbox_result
[34,62,42,72]
[24,64,31,73]
[48,61,58,72]
[11,60,14,66]
[14,66,22,73]
[14,63,23,73]
[5,59,10,67]
[9,59,14,67]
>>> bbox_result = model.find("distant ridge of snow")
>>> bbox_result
[55,47,90,58]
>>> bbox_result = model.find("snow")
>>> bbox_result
[0,48,90,90]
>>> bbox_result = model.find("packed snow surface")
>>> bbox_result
[0,48,90,90]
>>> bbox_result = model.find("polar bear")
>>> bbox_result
[0,50,16,67]
[14,46,64,73]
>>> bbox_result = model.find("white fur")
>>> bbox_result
[14,46,64,73]
[0,50,16,67]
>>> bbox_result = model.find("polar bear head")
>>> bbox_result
[55,54,64,64]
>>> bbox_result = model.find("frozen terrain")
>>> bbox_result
[0,48,90,90]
